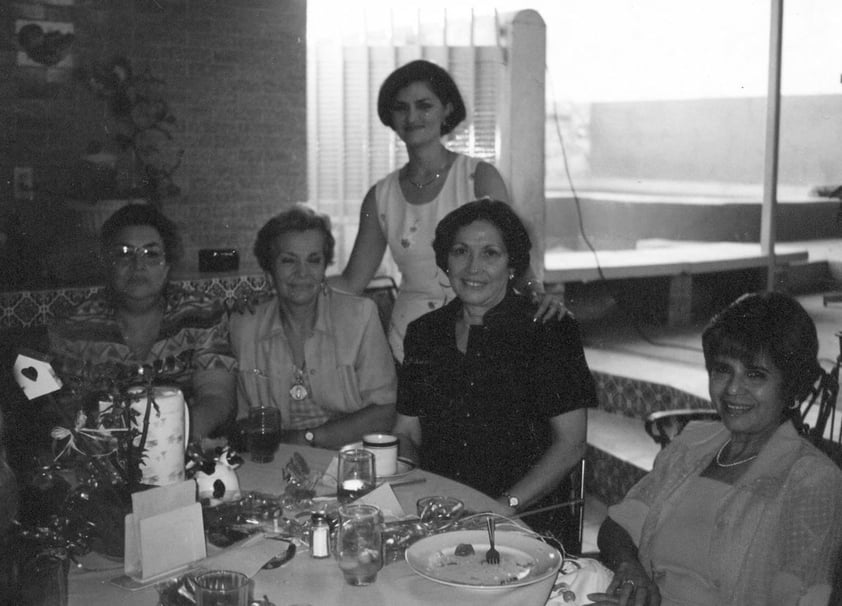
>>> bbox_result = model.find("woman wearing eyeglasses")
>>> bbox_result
[47,204,237,444]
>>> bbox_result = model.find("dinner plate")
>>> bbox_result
[405,529,562,590]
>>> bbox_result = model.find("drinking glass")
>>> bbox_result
[246,407,281,463]
[193,569,252,606]
[335,503,383,586]
[336,449,376,504]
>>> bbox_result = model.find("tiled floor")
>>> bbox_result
[575,289,842,554]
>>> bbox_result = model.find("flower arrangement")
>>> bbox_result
[13,360,177,559]
[49,363,160,490]
[73,55,183,204]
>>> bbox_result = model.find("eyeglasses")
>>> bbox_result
[107,244,167,267]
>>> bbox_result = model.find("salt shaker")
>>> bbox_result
[309,512,331,558]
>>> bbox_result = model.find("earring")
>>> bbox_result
[321,279,329,295]
[508,271,515,281]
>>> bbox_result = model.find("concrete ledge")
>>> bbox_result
[586,409,659,506]
[588,409,660,472]
[545,242,808,284]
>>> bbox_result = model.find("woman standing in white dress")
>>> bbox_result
[330,59,564,361]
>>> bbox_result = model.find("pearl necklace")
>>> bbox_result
[715,439,759,467]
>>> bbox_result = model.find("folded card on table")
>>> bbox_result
[122,481,206,584]
[354,482,405,520]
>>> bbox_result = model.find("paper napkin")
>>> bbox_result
[354,482,405,520]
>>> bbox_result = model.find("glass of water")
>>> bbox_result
[335,503,383,586]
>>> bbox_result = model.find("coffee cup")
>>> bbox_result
[362,433,398,477]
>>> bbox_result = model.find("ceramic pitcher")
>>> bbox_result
[128,385,189,486]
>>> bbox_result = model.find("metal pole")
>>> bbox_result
[761,0,784,290]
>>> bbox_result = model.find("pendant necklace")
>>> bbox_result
[714,439,758,467]
[289,363,309,401]
[406,160,449,189]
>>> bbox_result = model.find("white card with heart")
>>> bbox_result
[13,350,63,400]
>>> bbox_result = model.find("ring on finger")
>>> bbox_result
[622,579,636,590]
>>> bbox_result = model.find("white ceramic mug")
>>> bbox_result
[128,385,190,486]
[362,433,399,477]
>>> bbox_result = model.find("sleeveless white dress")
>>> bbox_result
[375,153,481,361]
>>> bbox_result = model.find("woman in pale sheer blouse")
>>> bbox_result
[591,292,842,606]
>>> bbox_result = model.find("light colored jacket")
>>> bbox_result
[229,289,396,429]
[610,420,842,605]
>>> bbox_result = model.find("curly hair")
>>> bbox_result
[100,203,183,264]
[702,291,822,418]
[253,203,335,272]
[377,59,467,136]
[432,198,531,281]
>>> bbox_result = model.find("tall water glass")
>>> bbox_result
[246,407,281,463]
[335,503,383,586]
[336,449,376,504]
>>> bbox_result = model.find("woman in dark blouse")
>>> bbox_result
[393,199,597,551]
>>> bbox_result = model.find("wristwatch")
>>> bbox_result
[502,492,520,509]
[303,429,316,447]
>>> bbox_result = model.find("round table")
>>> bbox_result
[67,444,557,606]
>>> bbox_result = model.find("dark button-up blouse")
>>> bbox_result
[397,290,597,498]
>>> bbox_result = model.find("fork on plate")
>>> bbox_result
[485,517,500,564]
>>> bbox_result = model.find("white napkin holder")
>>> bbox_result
[122,481,206,584]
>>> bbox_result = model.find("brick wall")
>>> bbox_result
[0,0,307,288]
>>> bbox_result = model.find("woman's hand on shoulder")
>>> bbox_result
[532,291,568,323]
[473,161,510,202]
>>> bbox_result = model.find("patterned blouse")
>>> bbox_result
[47,286,236,402]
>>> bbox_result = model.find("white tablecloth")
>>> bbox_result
[67,444,556,606]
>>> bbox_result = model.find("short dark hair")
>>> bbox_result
[433,199,531,280]
[253,203,335,272]
[702,291,822,412]
[100,203,183,264]
[377,60,467,136]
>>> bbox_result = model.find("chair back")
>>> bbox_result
[362,275,398,335]
[645,409,721,449]
[800,333,841,465]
